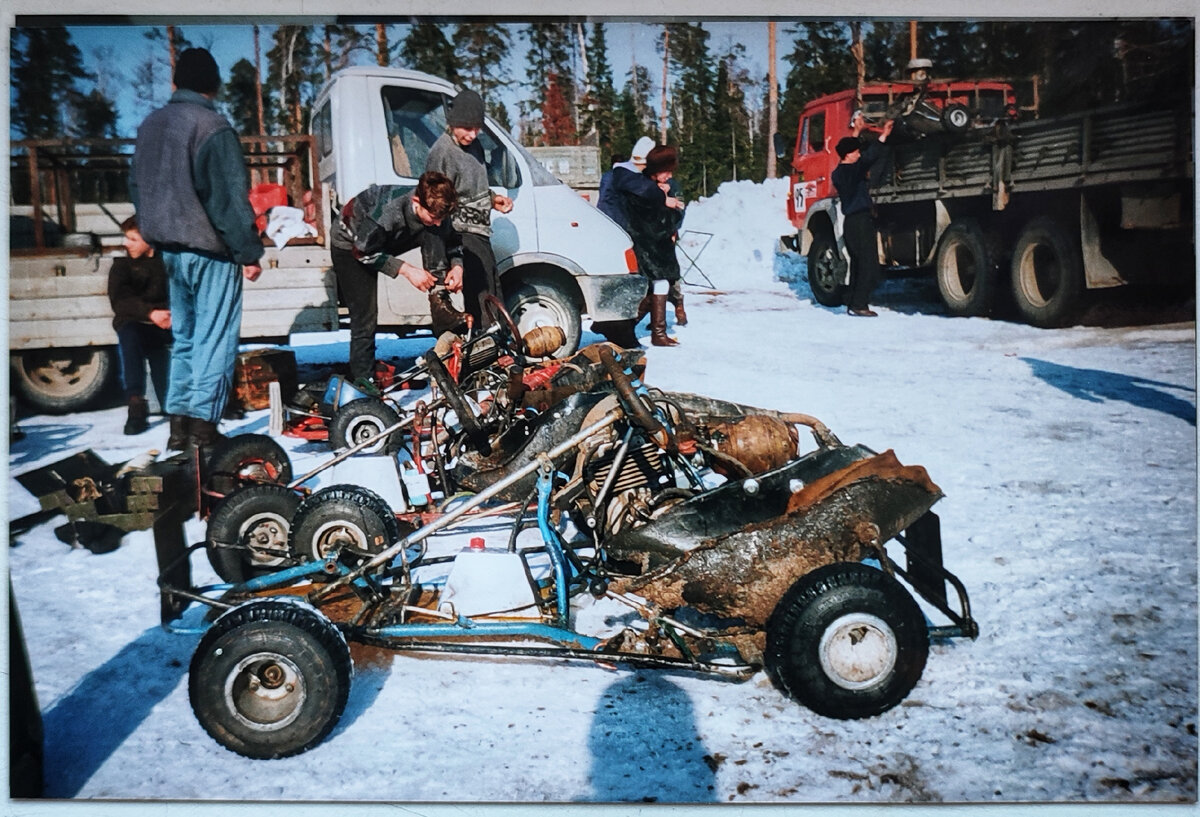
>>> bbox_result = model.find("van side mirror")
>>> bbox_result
[772,133,790,161]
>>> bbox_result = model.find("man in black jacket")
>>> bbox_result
[831,117,894,317]
[108,216,171,435]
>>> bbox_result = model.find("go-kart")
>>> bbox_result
[159,347,977,759]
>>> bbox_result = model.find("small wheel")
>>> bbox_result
[505,275,582,358]
[205,484,302,583]
[806,231,847,307]
[935,218,996,317]
[765,562,928,720]
[288,484,400,565]
[206,434,293,498]
[188,598,351,758]
[327,398,402,454]
[425,352,491,453]
[942,103,971,133]
[1010,216,1084,328]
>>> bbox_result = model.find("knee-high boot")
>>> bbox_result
[650,294,679,347]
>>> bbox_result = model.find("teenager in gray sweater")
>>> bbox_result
[425,89,513,329]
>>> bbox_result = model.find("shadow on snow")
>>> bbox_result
[1023,357,1196,426]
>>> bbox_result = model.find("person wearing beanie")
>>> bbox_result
[620,144,687,347]
[131,47,264,450]
[425,88,513,331]
[831,117,894,317]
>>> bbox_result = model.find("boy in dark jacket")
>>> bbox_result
[108,216,172,435]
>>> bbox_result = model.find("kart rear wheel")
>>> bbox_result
[189,599,351,759]
[328,397,402,454]
[765,562,928,719]
[206,484,302,583]
[206,434,292,498]
[942,103,971,133]
[288,485,400,565]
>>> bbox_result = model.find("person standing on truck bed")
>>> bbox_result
[130,47,264,450]
[425,89,514,330]
[332,172,463,392]
[108,216,172,436]
[831,117,894,317]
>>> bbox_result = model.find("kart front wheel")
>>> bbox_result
[188,599,351,758]
[328,397,402,454]
[205,483,302,583]
[765,562,928,719]
[288,485,400,565]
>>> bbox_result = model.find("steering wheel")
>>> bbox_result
[425,351,493,455]
[482,294,526,357]
[597,345,673,450]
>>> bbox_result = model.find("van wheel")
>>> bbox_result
[765,562,928,720]
[506,276,581,357]
[189,599,351,758]
[10,347,115,413]
[806,233,847,307]
[1010,217,1084,328]
[935,219,995,317]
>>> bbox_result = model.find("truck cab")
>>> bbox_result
[311,67,643,352]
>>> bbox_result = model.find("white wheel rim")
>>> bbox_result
[345,416,387,453]
[818,612,898,690]
[225,651,306,732]
[309,519,370,560]
[238,511,291,567]
[512,296,569,340]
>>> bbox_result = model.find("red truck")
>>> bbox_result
[781,74,1193,327]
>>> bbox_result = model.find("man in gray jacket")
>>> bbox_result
[131,47,263,449]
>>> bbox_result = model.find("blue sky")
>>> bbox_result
[58,19,784,138]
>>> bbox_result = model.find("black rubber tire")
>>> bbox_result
[288,484,400,565]
[1009,216,1084,328]
[505,275,582,357]
[188,599,351,759]
[765,562,929,720]
[806,231,848,307]
[205,484,303,584]
[942,103,971,133]
[425,352,491,453]
[206,434,293,498]
[935,218,996,317]
[327,397,402,455]
[10,346,116,414]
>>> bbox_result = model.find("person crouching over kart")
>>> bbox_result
[331,171,465,394]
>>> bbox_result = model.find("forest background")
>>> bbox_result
[8,16,1195,199]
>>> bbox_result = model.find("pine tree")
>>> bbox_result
[541,71,575,145]
[662,22,717,196]
[580,22,618,161]
[615,63,656,155]
[225,58,274,136]
[320,24,373,79]
[399,21,459,82]
[452,22,513,112]
[523,22,575,145]
[778,22,854,157]
[11,27,92,138]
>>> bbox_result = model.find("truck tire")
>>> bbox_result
[11,347,116,414]
[205,484,302,583]
[189,598,351,759]
[806,232,848,307]
[1010,217,1084,328]
[505,275,582,358]
[935,219,995,317]
[764,562,928,720]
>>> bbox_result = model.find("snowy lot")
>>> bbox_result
[6,179,1197,813]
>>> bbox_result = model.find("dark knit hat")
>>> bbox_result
[446,89,485,128]
[174,48,221,94]
[836,137,861,159]
[643,145,678,176]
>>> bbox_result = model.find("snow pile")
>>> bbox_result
[7,177,1196,810]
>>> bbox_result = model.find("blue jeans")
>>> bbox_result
[116,322,172,401]
[161,250,243,424]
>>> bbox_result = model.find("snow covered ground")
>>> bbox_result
[6,179,1197,815]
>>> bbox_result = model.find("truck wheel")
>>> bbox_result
[10,347,115,414]
[806,233,848,307]
[328,398,402,455]
[942,103,971,133]
[764,562,928,720]
[189,599,351,759]
[935,219,995,317]
[1010,217,1084,328]
[206,434,293,498]
[506,275,581,357]
[205,484,302,583]
[288,485,400,565]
